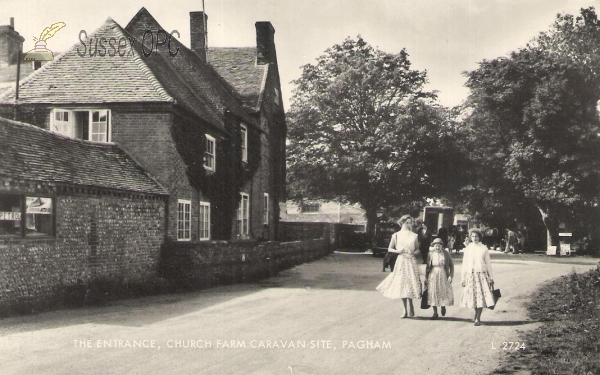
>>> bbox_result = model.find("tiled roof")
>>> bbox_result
[125,8,258,129]
[208,47,267,112]
[0,116,167,195]
[0,19,173,105]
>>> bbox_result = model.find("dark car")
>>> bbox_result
[371,222,400,257]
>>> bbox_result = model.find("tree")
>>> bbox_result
[463,7,600,251]
[287,36,464,235]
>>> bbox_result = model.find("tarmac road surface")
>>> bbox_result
[0,251,597,375]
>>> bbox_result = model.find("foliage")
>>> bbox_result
[493,265,600,374]
[461,7,600,246]
[287,36,465,234]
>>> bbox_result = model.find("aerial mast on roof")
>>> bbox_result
[202,0,209,63]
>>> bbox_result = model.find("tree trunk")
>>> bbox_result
[365,208,378,241]
[536,203,560,255]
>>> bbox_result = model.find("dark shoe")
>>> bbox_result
[431,314,439,320]
[441,306,446,316]
[401,311,408,318]
[474,320,481,326]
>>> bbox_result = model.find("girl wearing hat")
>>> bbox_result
[460,228,495,326]
[425,237,454,319]
[376,215,422,318]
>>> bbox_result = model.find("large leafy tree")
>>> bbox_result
[463,7,600,250]
[287,36,464,235]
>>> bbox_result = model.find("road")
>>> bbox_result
[0,251,597,375]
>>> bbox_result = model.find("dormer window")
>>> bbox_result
[50,109,111,142]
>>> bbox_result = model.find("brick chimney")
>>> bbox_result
[0,17,24,67]
[190,11,207,61]
[255,22,275,65]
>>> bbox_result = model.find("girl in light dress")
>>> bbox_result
[376,215,421,318]
[425,237,454,319]
[460,228,495,326]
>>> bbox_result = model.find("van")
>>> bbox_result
[371,222,400,257]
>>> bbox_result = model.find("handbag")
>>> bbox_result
[420,288,430,309]
[488,287,501,310]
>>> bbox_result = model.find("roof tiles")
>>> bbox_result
[0,116,167,195]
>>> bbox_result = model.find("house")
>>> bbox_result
[0,8,287,243]
[0,116,167,311]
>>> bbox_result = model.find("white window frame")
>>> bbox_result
[204,134,216,171]
[177,199,191,241]
[263,193,269,225]
[237,193,249,237]
[199,201,211,241]
[50,108,111,142]
[240,124,248,162]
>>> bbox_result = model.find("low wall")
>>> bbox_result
[160,238,331,289]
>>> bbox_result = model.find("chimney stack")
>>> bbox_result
[0,17,24,67]
[190,11,207,62]
[255,22,275,65]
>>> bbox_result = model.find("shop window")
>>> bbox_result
[177,199,191,241]
[237,193,249,237]
[199,202,210,240]
[204,135,216,171]
[0,194,54,238]
[51,109,111,142]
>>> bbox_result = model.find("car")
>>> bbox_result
[371,222,400,257]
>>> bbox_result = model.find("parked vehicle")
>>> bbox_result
[371,222,400,257]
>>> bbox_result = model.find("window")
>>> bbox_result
[302,202,320,214]
[177,199,191,241]
[237,193,249,237]
[199,201,210,240]
[32,61,42,70]
[240,124,248,162]
[273,87,280,105]
[204,135,216,171]
[51,109,111,142]
[263,193,269,225]
[0,194,54,238]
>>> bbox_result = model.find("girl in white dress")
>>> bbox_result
[376,215,421,318]
[460,228,495,326]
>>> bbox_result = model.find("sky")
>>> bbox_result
[2,0,598,110]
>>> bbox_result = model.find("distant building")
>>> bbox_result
[281,200,367,230]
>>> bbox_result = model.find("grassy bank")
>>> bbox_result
[493,263,600,375]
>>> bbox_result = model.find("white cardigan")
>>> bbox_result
[461,242,494,282]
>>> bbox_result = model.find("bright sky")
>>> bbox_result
[2,0,597,110]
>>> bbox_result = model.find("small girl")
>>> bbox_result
[425,237,454,319]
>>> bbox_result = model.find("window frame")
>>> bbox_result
[177,199,191,241]
[50,108,111,143]
[204,134,216,171]
[301,202,321,214]
[237,193,249,237]
[0,193,55,238]
[263,193,269,225]
[198,201,211,241]
[240,124,248,162]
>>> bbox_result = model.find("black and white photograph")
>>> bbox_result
[1,0,599,374]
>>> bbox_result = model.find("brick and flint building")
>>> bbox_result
[0,8,288,312]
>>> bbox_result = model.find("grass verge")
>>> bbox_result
[492,263,600,375]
